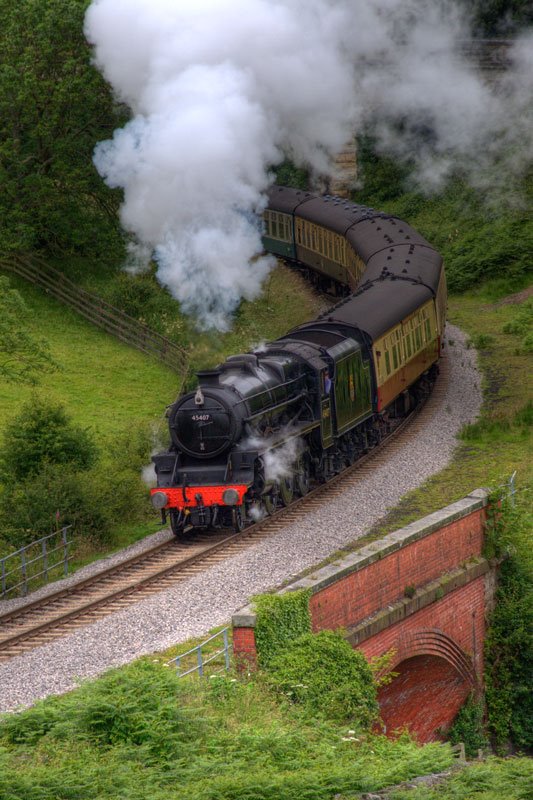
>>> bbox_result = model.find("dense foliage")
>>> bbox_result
[462,0,533,35]
[484,500,533,752]
[264,630,380,728]
[447,694,488,759]
[0,660,454,800]
[0,0,124,258]
[253,590,312,668]
[0,399,153,548]
[386,757,533,800]
[0,397,97,482]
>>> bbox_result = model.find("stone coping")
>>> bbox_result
[232,488,489,629]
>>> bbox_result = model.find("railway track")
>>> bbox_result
[0,354,448,662]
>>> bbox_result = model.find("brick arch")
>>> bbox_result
[377,630,476,743]
[390,629,477,688]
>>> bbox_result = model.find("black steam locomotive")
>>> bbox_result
[151,186,446,536]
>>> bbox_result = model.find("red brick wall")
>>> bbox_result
[232,499,491,741]
[377,654,470,741]
[309,509,485,633]
[232,627,257,670]
[356,578,487,742]
[357,577,486,676]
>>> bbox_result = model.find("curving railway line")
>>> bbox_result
[0,353,449,663]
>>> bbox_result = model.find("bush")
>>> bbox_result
[447,694,488,759]
[0,463,110,546]
[0,418,152,547]
[0,397,98,483]
[0,661,203,763]
[254,590,312,668]
[264,630,379,728]
[484,500,533,752]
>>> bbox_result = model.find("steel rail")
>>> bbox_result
[0,357,448,661]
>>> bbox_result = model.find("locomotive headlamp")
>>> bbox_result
[151,491,168,509]
[222,488,240,506]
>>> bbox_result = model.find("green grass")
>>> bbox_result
[385,757,533,800]
[0,261,323,567]
[0,273,180,446]
[0,261,322,447]
[0,659,456,800]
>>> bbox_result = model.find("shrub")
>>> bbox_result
[264,630,379,728]
[253,590,312,668]
[484,500,533,752]
[0,661,204,763]
[447,694,488,759]
[0,397,98,483]
[0,463,110,546]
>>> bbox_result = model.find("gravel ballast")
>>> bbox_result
[0,325,482,714]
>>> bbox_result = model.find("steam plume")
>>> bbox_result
[85,1,532,329]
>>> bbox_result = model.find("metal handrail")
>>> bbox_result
[167,628,232,677]
[1,527,73,598]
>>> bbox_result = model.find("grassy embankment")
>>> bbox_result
[0,654,531,800]
[347,171,533,542]
[0,179,531,796]
[0,264,321,562]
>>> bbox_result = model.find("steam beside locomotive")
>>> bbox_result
[151,186,447,536]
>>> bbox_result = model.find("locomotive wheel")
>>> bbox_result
[294,456,310,496]
[279,476,294,506]
[262,492,277,515]
[343,441,357,467]
[232,507,244,532]
[169,510,186,537]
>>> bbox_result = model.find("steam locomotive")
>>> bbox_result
[150,186,447,536]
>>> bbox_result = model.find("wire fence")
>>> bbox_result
[0,527,73,599]
[1,253,189,375]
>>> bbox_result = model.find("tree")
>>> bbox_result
[0,0,125,258]
[0,276,57,383]
[0,396,98,483]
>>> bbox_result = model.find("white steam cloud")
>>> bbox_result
[84,1,532,329]
[261,437,303,485]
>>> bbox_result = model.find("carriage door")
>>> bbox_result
[320,369,333,448]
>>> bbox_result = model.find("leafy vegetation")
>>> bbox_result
[254,590,312,668]
[484,498,533,752]
[263,630,379,729]
[0,276,176,555]
[0,397,98,482]
[447,694,488,759]
[462,0,533,35]
[385,757,533,800]
[0,660,455,800]
[0,0,124,259]
[0,276,57,383]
